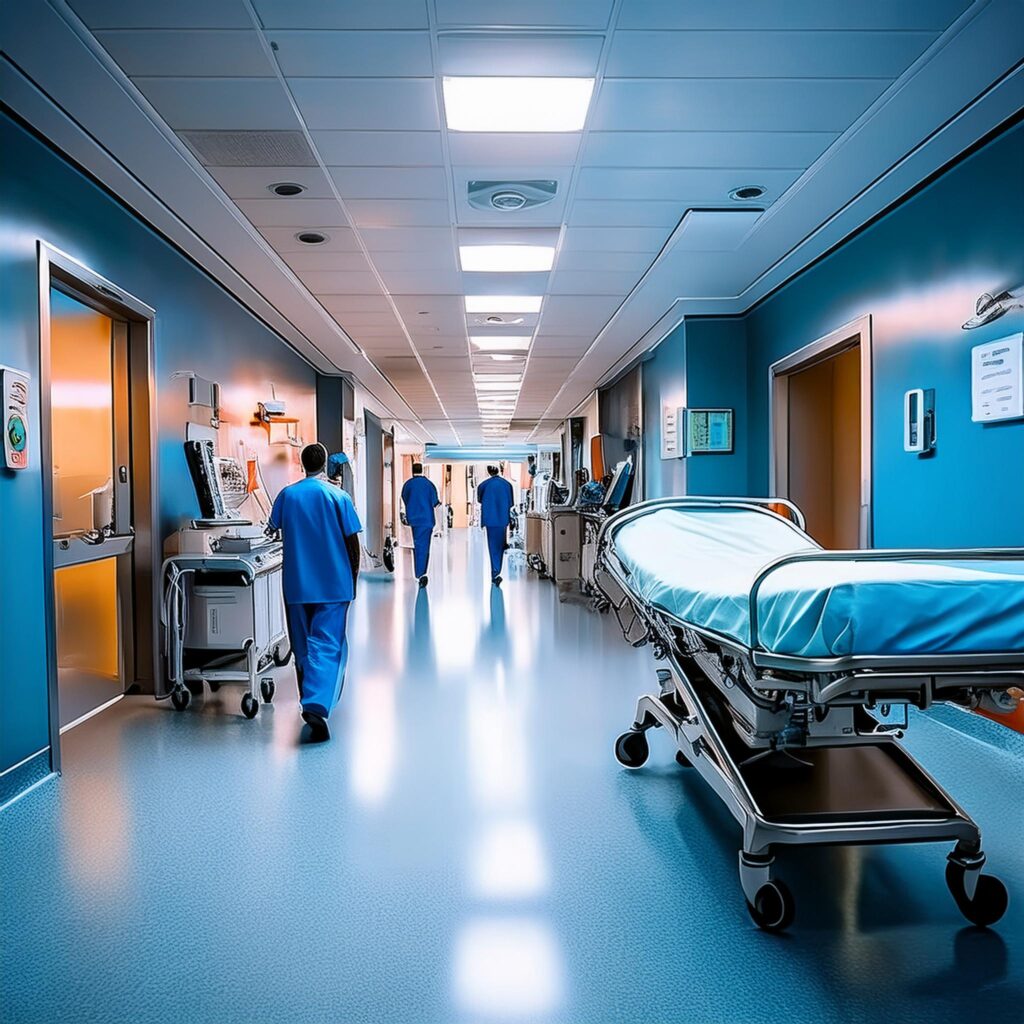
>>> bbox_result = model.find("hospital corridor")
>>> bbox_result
[2,2,1024,1023]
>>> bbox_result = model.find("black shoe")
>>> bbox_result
[493,575,502,586]
[418,575,428,588]
[301,709,330,742]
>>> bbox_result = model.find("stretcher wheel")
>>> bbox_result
[946,863,1008,927]
[746,880,795,933]
[241,693,259,719]
[260,678,276,703]
[170,687,191,712]
[614,730,649,769]
[273,645,292,667]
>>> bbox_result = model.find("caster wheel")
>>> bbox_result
[675,749,693,768]
[946,863,1008,927]
[746,880,795,933]
[208,681,221,693]
[273,645,292,667]
[614,729,649,769]
[185,680,204,696]
[260,678,276,703]
[241,693,259,719]
[170,687,191,712]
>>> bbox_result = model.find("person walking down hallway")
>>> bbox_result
[401,462,440,587]
[477,464,515,586]
[269,443,362,742]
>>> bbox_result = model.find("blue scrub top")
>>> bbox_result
[269,476,362,604]
[401,475,440,527]
[477,475,515,528]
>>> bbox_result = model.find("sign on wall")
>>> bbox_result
[972,332,1024,423]
[687,408,734,455]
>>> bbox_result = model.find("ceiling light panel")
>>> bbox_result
[465,297,542,313]
[442,77,595,132]
[470,337,532,351]
[476,381,522,392]
[459,245,555,272]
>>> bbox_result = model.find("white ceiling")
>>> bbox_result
[13,0,1022,443]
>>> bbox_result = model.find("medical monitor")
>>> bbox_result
[603,458,633,513]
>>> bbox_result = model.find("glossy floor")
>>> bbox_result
[3,529,1022,1024]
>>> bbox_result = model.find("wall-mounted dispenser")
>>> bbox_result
[2,366,30,470]
[904,388,936,454]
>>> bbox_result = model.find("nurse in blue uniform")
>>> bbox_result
[269,443,362,742]
[400,462,440,587]
[477,464,515,585]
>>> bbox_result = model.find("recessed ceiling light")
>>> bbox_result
[474,374,522,384]
[488,354,522,362]
[269,181,306,197]
[459,245,555,273]
[466,296,542,314]
[470,337,532,352]
[443,77,595,132]
[729,185,766,202]
[295,231,328,245]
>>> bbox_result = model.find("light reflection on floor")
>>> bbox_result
[2,528,1023,1024]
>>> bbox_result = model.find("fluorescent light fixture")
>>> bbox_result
[470,336,532,351]
[488,354,523,362]
[474,374,522,384]
[465,297,542,314]
[476,384,521,394]
[459,245,555,273]
[443,76,595,133]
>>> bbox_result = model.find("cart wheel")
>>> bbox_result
[675,749,693,768]
[746,879,795,933]
[185,680,204,696]
[241,693,259,719]
[614,729,649,769]
[946,863,1008,927]
[273,645,292,667]
[260,678,276,703]
[170,687,191,712]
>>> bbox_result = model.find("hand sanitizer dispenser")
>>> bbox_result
[904,388,935,454]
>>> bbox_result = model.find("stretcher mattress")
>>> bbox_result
[614,508,1024,658]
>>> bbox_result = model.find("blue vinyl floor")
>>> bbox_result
[2,529,1022,1024]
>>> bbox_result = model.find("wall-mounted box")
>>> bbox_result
[661,404,684,459]
[904,388,936,453]
[2,366,30,470]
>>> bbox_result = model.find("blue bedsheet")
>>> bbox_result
[614,507,1024,658]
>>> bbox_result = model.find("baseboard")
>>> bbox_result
[0,748,55,810]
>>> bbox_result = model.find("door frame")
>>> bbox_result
[768,314,873,547]
[38,242,158,769]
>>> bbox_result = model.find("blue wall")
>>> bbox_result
[640,324,686,499]
[0,112,316,785]
[746,121,1024,547]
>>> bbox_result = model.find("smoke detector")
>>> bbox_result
[468,180,557,212]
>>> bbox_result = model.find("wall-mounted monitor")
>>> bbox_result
[686,408,734,455]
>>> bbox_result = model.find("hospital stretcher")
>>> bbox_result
[595,497,1023,932]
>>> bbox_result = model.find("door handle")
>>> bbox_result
[118,465,128,484]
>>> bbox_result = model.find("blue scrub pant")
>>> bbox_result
[485,525,507,579]
[286,601,350,717]
[411,523,433,578]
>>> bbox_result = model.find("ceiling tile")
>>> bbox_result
[283,250,379,272]
[361,227,453,250]
[549,270,641,295]
[259,226,362,251]
[317,294,393,314]
[131,77,299,129]
[438,33,603,76]
[380,269,464,294]
[95,30,270,76]
[436,0,614,29]
[568,200,684,228]
[67,0,249,28]
[271,31,433,77]
[582,130,837,168]
[207,165,336,199]
[236,197,348,227]
[368,249,458,273]
[290,79,440,131]
[575,167,802,202]
[592,79,889,132]
[328,167,448,199]
[448,132,582,166]
[606,30,935,78]
[616,0,969,31]
[254,0,429,29]
[311,131,444,166]
[306,272,384,294]
[562,226,667,251]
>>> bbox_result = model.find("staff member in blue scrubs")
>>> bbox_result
[477,464,515,586]
[400,462,440,588]
[270,443,361,742]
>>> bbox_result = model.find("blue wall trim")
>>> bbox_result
[0,749,53,811]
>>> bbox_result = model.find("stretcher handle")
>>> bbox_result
[748,546,1024,652]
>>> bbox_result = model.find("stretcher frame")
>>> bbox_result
[596,496,1018,930]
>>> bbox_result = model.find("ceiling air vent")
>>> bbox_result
[179,130,317,167]
[468,180,557,212]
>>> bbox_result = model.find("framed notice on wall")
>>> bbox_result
[686,408,734,455]
[971,333,1024,423]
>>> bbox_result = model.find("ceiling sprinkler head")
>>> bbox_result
[490,190,527,211]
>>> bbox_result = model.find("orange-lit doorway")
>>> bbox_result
[770,316,872,548]
[40,245,156,763]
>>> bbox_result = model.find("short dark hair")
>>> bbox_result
[301,443,328,474]
[487,464,499,476]
[412,462,423,475]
